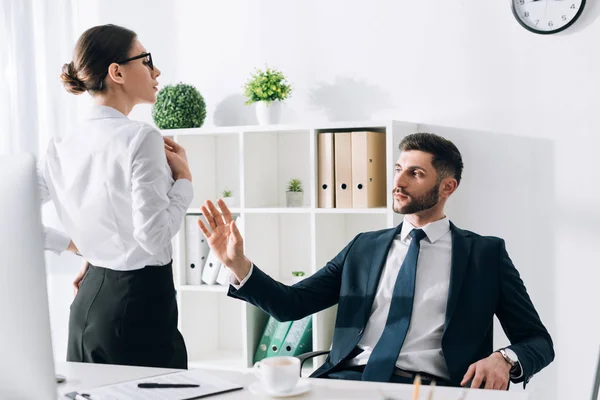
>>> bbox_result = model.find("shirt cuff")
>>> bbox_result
[229,263,254,289]
[43,226,71,255]
[168,178,194,205]
[504,348,523,379]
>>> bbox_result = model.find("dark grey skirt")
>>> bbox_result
[67,262,187,369]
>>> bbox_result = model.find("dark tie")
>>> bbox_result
[361,228,427,382]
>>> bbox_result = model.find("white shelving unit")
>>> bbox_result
[164,120,417,372]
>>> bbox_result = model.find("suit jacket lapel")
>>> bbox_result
[362,223,402,323]
[444,222,472,333]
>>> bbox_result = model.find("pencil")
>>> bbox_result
[413,374,421,400]
[427,380,436,400]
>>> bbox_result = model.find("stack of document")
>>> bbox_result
[72,369,243,399]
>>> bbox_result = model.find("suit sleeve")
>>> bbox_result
[495,239,555,386]
[228,234,361,322]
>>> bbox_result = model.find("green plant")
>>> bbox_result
[152,83,206,129]
[287,178,303,192]
[292,271,305,277]
[221,189,233,198]
[243,67,292,105]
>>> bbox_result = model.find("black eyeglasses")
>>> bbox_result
[115,52,153,70]
[96,52,154,91]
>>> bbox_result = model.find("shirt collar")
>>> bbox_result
[400,216,450,243]
[88,105,128,120]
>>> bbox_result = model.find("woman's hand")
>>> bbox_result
[73,261,89,296]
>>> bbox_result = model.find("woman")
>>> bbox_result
[39,24,192,368]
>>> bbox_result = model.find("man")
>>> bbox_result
[198,132,554,390]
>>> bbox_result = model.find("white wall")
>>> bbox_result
[46,1,600,399]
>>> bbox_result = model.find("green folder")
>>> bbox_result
[278,316,312,357]
[265,320,293,358]
[253,316,280,363]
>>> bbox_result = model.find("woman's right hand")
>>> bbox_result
[73,261,89,296]
[164,137,192,181]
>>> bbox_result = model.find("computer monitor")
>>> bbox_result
[0,154,57,399]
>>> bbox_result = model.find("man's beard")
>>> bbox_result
[393,181,440,215]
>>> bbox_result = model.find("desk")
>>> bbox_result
[56,362,530,399]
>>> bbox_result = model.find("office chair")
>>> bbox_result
[297,350,330,377]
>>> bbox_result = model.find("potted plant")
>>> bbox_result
[152,83,207,129]
[221,188,235,207]
[243,67,292,125]
[291,271,306,284]
[286,178,303,207]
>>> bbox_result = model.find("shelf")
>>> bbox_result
[171,119,413,371]
[188,350,246,371]
[314,207,388,214]
[187,207,242,214]
[188,207,386,214]
[178,284,228,293]
[243,207,311,214]
[162,119,402,136]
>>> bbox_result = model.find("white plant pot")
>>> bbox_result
[255,101,282,125]
[221,197,235,207]
[291,274,306,284]
[286,191,303,207]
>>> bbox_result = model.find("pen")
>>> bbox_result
[65,392,93,400]
[138,383,200,389]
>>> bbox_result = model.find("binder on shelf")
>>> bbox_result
[185,215,207,285]
[277,316,312,357]
[265,320,293,358]
[216,264,231,285]
[351,131,387,208]
[253,316,280,363]
[317,133,335,208]
[334,132,353,208]
[201,248,222,285]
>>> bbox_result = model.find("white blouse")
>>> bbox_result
[39,105,192,271]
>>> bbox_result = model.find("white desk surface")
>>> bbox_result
[56,361,530,400]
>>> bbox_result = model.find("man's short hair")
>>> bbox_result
[399,133,463,185]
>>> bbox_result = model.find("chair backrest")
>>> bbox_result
[592,347,600,400]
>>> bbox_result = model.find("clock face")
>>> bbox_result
[512,0,586,34]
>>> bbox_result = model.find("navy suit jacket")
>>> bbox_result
[228,222,554,387]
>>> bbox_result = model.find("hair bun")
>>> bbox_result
[60,62,87,95]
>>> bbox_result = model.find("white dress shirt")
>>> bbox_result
[353,217,452,379]
[39,105,193,271]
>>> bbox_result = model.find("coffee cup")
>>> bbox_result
[253,356,300,394]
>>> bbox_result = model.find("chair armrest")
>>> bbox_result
[296,350,330,369]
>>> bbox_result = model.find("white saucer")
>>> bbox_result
[249,380,311,398]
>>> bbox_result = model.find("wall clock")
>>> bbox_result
[512,0,586,34]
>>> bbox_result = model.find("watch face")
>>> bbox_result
[512,0,586,34]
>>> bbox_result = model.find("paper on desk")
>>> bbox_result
[77,369,243,400]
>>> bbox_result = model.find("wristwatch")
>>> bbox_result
[498,348,518,370]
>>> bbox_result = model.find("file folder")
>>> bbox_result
[185,215,207,285]
[253,316,280,363]
[351,131,387,208]
[334,132,352,208]
[277,316,312,357]
[266,320,293,358]
[201,249,222,285]
[317,133,335,208]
